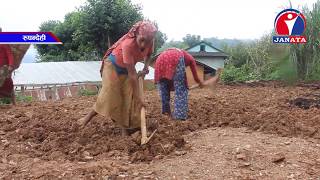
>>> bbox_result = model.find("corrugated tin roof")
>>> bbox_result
[13,61,154,86]
[185,41,228,55]
[189,52,228,58]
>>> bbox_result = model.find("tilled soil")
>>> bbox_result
[137,127,320,179]
[0,84,320,179]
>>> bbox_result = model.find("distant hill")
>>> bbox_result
[204,37,254,49]
[22,45,38,63]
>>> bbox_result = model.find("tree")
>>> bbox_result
[223,42,250,68]
[182,34,201,47]
[77,0,143,56]
[36,20,63,61]
[222,33,277,81]
[36,0,166,62]
[153,22,167,55]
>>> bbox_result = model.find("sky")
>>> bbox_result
[131,0,317,40]
[0,0,317,62]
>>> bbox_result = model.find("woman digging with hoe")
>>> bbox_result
[78,21,157,136]
[155,48,222,120]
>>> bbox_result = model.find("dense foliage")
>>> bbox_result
[37,0,166,62]
[221,0,320,83]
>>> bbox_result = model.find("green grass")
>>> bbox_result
[0,93,33,104]
[16,94,33,103]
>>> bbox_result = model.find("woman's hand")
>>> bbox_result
[138,68,149,77]
[198,81,205,88]
[134,94,146,110]
[136,96,146,109]
[8,66,13,72]
[8,66,14,76]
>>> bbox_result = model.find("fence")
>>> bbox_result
[15,83,101,101]
[15,80,155,101]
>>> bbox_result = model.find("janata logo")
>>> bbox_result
[273,8,307,44]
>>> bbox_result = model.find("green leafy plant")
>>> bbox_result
[0,97,11,104]
[0,93,33,104]
[290,1,320,80]
[16,93,33,103]
[78,89,98,96]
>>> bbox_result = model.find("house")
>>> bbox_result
[153,41,228,86]
[185,41,228,85]
[13,61,155,101]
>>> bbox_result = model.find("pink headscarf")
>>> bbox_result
[103,20,157,59]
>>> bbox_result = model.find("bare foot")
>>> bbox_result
[77,117,89,128]
[77,110,97,128]
[121,129,129,136]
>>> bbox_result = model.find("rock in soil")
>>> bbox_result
[174,151,187,156]
[272,153,286,163]
[236,153,247,160]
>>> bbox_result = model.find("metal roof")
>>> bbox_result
[185,41,228,55]
[189,52,228,58]
[13,61,154,86]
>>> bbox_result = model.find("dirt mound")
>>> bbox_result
[1,85,320,166]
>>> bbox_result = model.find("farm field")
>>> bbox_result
[1,83,320,179]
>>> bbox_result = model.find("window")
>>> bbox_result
[200,44,206,52]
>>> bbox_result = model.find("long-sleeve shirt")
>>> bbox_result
[154,48,201,84]
[182,50,200,83]
[0,45,14,67]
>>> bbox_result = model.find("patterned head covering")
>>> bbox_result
[103,20,157,58]
[134,21,157,40]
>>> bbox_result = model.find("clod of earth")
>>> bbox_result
[272,153,286,163]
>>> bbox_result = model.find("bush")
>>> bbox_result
[0,97,11,104]
[0,93,33,104]
[263,54,299,84]
[78,89,98,96]
[16,93,33,103]
[221,64,259,83]
[306,63,320,81]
